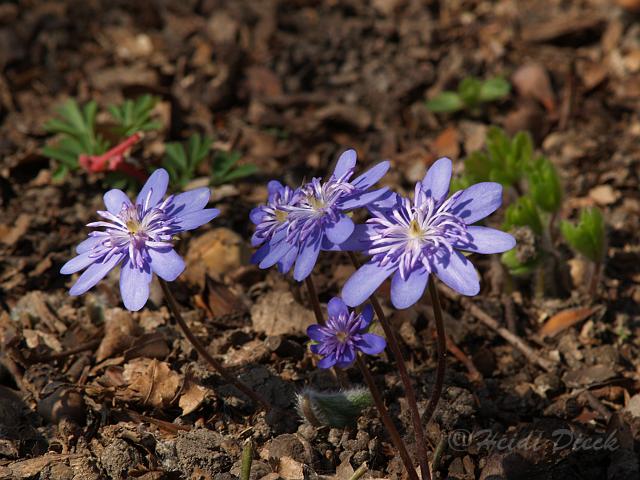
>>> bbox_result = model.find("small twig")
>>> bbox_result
[240,440,253,480]
[349,462,368,480]
[29,338,102,363]
[348,252,430,480]
[422,281,447,432]
[583,389,611,422]
[503,293,518,335]
[447,291,557,373]
[356,355,419,480]
[159,279,271,411]
[440,332,483,385]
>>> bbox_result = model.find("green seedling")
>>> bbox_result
[527,156,563,214]
[296,387,373,428]
[108,94,161,137]
[560,207,605,264]
[163,133,214,189]
[211,150,258,186]
[427,76,510,114]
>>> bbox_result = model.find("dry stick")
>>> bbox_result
[444,290,557,373]
[347,252,430,480]
[422,281,447,437]
[159,279,271,411]
[356,355,420,480]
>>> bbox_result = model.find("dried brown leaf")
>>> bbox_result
[179,378,208,416]
[539,307,597,337]
[122,358,181,408]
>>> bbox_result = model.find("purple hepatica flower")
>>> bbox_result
[61,169,219,311]
[342,157,516,309]
[307,297,386,369]
[253,149,390,281]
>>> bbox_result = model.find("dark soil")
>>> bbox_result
[1,1,640,479]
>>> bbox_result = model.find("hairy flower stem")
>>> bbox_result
[423,280,446,433]
[305,276,325,325]
[159,279,271,411]
[348,252,430,480]
[356,355,419,480]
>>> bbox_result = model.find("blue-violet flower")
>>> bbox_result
[342,157,516,309]
[307,297,386,369]
[60,168,219,311]
[251,149,390,281]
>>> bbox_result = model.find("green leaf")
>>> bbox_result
[527,156,563,213]
[109,95,161,137]
[478,77,511,102]
[161,133,214,189]
[560,207,605,263]
[464,151,492,183]
[503,196,543,235]
[501,248,538,276]
[214,164,258,184]
[458,77,483,107]
[426,91,464,113]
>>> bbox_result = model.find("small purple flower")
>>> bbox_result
[307,297,386,369]
[342,157,516,309]
[251,149,390,281]
[61,169,219,311]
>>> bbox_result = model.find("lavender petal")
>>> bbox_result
[175,208,220,231]
[455,226,516,254]
[422,157,452,202]
[450,182,503,224]
[357,333,386,355]
[333,149,357,178]
[60,251,95,275]
[325,214,355,244]
[351,161,390,189]
[119,260,152,311]
[293,233,322,281]
[390,268,429,309]
[148,248,185,281]
[434,251,480,296]
[69,253,123,296]
[341,260,396,307]
[103,189,132,215]
[136,168,169,209]
[327,297,348,318]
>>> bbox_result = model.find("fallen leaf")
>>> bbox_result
[433,125,460,159]
[122,358,181,408]
[251,290,315,336]
[179,377,208,416]
[512,63,555,112]
[563,364,616,388]
[278,456,305,480]
[539,307,597,337]
[96,308,140,362]
[184,228,250,286]
[589,184,620,205]
[123,332,170,360]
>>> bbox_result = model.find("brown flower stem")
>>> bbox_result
[304,276,325,325]
[347,252,430,480]
[588,261,602,297]
[356,355,419,480]
[422,280,447,431]
[159,279,271,411]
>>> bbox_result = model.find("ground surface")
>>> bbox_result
[1,0,640,479]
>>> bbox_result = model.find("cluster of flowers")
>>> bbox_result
[62,151,514,369]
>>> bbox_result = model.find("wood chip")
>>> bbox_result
[539,307,598,337]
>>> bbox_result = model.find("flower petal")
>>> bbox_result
[318,353,338,369]
[277,245,298,274]
[60,251,95,274]
[422,157,452,202]
[267,180,284,198]
[357,333,386,355]
[307,324,329,342]
[175,208,220,231]
[335,347,356,368]
[434,251,480,296]
[250,206,265,225]
[293,233,322,281]
[148,248,185,281]
[342,260,396,307]
[358,304,374,329]
[103,189,132,215]
[368,190,399,210]
[325,214,355,244]
[333,149,357,178]
[455,226,516,254]
[76,235,104,254]
[69,253,123,296]
[327,297,348,318]
[136,169,169,209]
[119,260,152,311]
[341,187,390,210]
[321,223,375,252]
[390,268,429,309]
[352,161,390,189]
[251,242,271,264]
[450,182,503,224]
[170,187,211,217]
